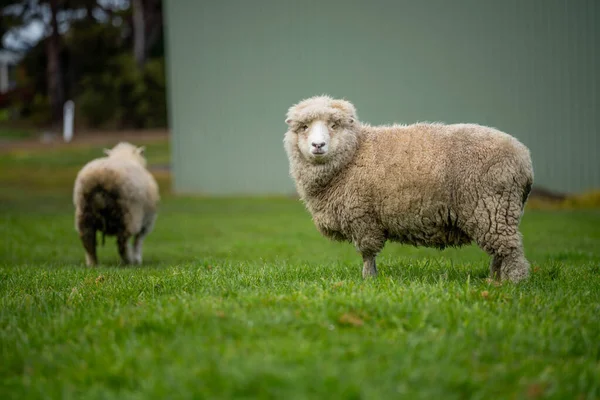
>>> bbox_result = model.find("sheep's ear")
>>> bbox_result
[285,118,293,126]
[103,148,111,156]
[136,146,146,156]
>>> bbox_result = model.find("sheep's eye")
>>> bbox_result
[330,122,339,130]
[300,124,309,132]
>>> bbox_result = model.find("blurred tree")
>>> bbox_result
[0,0,132,125]
[1,0,166,129]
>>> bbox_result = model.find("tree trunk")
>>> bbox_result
[132,0,146,67]
[144,0,163,57]
[86,2,94,22]
[47,0,65,126]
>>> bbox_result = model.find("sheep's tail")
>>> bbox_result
[521,149,534,208]
[522,181,532,207]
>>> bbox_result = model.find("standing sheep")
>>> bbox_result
[73,142,159,266]
[283,95,534,282]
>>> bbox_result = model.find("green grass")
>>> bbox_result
[0,126,36,141]
[1,140,600,399]
[0,140,171,209]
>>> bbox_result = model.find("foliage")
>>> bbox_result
[77,55,167,129]
[27,93,52,126]
[0,142,599,399]
[1,0,166,129]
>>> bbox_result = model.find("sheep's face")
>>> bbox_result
[104,142,147,167]
[298,119,337,162]
[286,117,355,164]
[285,96,359,166]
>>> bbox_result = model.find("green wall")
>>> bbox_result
[165,0,599,195]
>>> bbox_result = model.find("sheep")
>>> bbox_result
[283,95,534,282]
[73,142,159,266]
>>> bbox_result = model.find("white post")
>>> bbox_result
[63,100,75,143]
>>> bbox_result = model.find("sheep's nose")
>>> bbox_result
[312,142,326,149]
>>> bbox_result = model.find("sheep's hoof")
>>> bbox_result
[505,272,529,283]
[500,263,530,283]
[362,258,378,279]
[362,269,378,279]
[85,256,97,267]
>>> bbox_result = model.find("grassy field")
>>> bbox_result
[1,138,599,399]
[0,126,37,142]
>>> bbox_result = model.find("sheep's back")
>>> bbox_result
[354,124,453,216]
[342,123,532,244]
[75,159,156,205]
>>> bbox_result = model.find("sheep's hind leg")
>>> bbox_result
[474,198,530,282]
[489,251,530,283]
[132,233,146,265]
[489,255,502,281]
[80,228,97,267]
[117,233,133,265]
[479,228,529,283]
[495,245,530,283]
[132,215,155,265]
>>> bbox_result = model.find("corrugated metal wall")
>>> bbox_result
[165,0,599,195]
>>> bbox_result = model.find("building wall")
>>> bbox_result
[164,0,599,195]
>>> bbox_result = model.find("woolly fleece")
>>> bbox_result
[73,142,159,266]
[284,95,533,282]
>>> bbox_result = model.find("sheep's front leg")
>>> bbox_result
[362,254,378,278]
[132,215,155,265]
[354,231,385,279]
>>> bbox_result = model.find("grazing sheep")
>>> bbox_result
[283,95,533,282]
[73,142,159,266]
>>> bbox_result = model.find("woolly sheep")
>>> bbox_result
[73,142,159,266]
[283,95,534,282]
